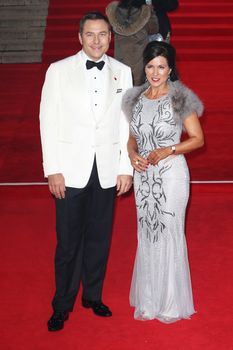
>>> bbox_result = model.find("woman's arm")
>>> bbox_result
[172,112,204,154]
[128,133,149,172]
[147,112,204,165]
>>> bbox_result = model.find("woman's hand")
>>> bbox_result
[147,147,172,165]
[129,151,149,172]
[128,134,149,172]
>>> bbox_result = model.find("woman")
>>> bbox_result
[106,0,159,85]
[123,41,204,323]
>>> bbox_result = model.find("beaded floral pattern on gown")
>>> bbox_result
[130,94,195,323]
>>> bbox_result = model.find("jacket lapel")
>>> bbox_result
[68,53,94,124]
[100,58,121,118]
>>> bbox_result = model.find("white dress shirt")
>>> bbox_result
[81,50,108,123]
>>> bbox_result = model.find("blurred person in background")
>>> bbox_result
[106,0,159,85]
[145,0,179,42]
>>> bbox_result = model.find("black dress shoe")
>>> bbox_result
[82,298,112,317]
[47,311,69,331]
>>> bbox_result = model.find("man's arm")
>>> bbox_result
[40,64,61,176]
[39,64,66,198]
[151,0,179,12]
[117,66,134,196]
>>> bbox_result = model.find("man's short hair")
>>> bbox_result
[79,11,111,34]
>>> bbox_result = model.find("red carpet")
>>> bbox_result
[0,185,232,349]
[0,60,232,182]
[0,0,233,349]
[0,0,233,182]
[0,64,47,182]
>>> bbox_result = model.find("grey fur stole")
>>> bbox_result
[122,80,204,125]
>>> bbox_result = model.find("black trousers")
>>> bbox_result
[52,159,116,312]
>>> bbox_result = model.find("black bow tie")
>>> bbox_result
[86,60,105,71]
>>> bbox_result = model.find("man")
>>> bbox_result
[39,12,133,332]
[145,0,179,41]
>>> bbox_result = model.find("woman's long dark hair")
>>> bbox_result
[118,0,145,20]
[143,41,179,81]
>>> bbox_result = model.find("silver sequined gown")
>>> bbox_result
[130,94,195,323]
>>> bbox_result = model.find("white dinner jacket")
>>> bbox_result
[39,51,133,189]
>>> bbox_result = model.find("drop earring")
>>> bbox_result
[145,76,149,86]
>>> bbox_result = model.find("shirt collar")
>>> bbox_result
[81,50,107,64]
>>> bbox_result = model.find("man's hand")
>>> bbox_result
[116,175,132,196]
[48,173,66,199]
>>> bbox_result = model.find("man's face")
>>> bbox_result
[79,19,111,61]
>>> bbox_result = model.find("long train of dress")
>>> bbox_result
[130,156,195,323]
